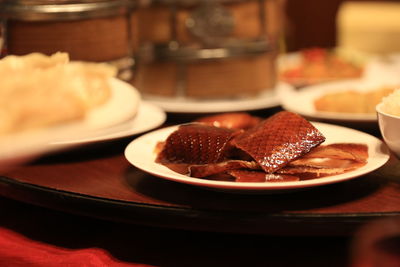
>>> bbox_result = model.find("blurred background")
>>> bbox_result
[285,0,399,52]
[1,0,399,99]
[1,1,400,266]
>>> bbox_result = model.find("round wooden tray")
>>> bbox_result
[1,134,400,236]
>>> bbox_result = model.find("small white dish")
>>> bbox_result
[279,79,386,123]
[277,50,365,87]
[377,102,400,158]
[51,102,166,145]
[124,122,390,193]
[0,78,141,170]
[143,83,290,113]
[79,78,141,130]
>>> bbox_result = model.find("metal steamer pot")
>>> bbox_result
[134,0,280,99]
[0,0,137,81]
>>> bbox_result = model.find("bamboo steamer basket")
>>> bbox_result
[134,0,283,99]
[0,0,137,80]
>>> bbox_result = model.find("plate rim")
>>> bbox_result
[84,78,141,129]
[51,102,166,145]
[143,82,291,113]
[124,122,390,192]
[279,79,383,122]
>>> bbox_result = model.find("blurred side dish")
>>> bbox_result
[279,48,364,87]
[314,86,395,114]
[0,52,117,136]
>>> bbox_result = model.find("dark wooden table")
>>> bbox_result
[1,196,355,267]
[1,109,400,237]
[1,109,400,266]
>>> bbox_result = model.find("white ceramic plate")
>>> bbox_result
[79,78,141,130]
[0,78,140,170]
[279,79,382,122]
[124,122,390,193]
[143,83,290,113]
[52,102,166,145]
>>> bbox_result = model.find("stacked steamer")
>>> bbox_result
[0,0,136,81]
[134,0,284,99]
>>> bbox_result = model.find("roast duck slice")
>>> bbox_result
[230,111,326,173]
[156,111,368,182]
[157,111,330,175]
[156,123,239,165]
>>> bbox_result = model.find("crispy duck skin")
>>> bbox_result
[296,143,368,162]
[155,112,369,182]
[278,143,368,175]
[188,160,260,178]
[156,123,239,165]
[230,111,326,173]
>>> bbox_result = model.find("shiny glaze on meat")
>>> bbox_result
[155,112,368,183]
[212,143,368,182]
[156,123,239,165]
[231,111,326,173]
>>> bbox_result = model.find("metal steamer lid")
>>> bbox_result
[138,0,272,61]
[0,0,136,21]
[138,39,274,62]
[140,0,251,7]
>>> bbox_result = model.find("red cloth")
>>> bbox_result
[0,227,151,267]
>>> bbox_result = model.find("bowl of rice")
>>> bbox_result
[376,89,400,157]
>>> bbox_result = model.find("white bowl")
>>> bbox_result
[376,102,400,157]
